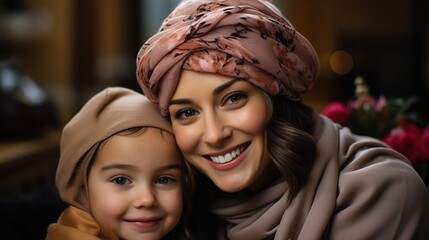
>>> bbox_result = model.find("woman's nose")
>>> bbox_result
[202,112,232,146]
[133,187,157,209]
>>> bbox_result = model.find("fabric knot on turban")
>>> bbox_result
[136,0,320,116]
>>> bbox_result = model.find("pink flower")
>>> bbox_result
[348,96,377,110]
[375,96,387,112]
[420,126,429,161]
[321,102,351,126]
[383,123,421,164]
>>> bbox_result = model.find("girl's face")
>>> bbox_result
[168,70,271,193]
[88,128,183,240]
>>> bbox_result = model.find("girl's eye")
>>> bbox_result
[111,176,131,185]
[224,93,247,105]
[155,176,175,185]
[175,109,198,120]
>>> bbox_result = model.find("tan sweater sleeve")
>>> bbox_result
[331,131,429,240]
[46,206,118,240]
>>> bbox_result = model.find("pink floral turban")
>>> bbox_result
[136,0,319,116]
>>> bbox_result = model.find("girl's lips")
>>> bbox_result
[125,217,162,229]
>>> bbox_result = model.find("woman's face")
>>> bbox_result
[168,70,271,192]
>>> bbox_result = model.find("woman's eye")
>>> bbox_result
[111,176,131,185]
[225,93,246,105]
[155,176,175,185]
[175,109,197,120]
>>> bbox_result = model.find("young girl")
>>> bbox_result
[47,87,193,240]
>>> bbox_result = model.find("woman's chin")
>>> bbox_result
[210,175,252,193]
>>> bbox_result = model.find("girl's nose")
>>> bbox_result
[133,188,157,209]
[203,112,232,146]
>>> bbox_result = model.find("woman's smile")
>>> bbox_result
[204,142,250,171]
[205,142,249,164]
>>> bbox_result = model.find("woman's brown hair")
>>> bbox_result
[265,95,316,202]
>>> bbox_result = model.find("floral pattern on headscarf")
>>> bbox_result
[136,0,320,116]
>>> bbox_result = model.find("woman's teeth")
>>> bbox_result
[210,146,245,164]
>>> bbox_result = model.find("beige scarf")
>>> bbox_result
[47,206,118,240]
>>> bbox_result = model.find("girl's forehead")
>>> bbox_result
[95,129,181,170]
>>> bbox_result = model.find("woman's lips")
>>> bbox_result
[209,144,247,164]
[204,142,250,171]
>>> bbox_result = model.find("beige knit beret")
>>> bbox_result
[56,87,173,211]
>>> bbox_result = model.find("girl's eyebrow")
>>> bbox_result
[169,78,243,106]
[157,164,182,172]
[100,163,182,172]
[101,164,134,171]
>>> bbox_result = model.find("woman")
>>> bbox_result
[136,0,429,239]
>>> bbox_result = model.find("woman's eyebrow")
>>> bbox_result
[169,78,243,106]
[169,98,193,106]
[212,78,243,96]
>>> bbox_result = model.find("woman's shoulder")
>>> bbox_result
[316,114,414,171]
[329,114,426,190]
[315,115,429,239]
[316,114,428,210]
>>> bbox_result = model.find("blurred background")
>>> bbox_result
[0,0,428,238]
